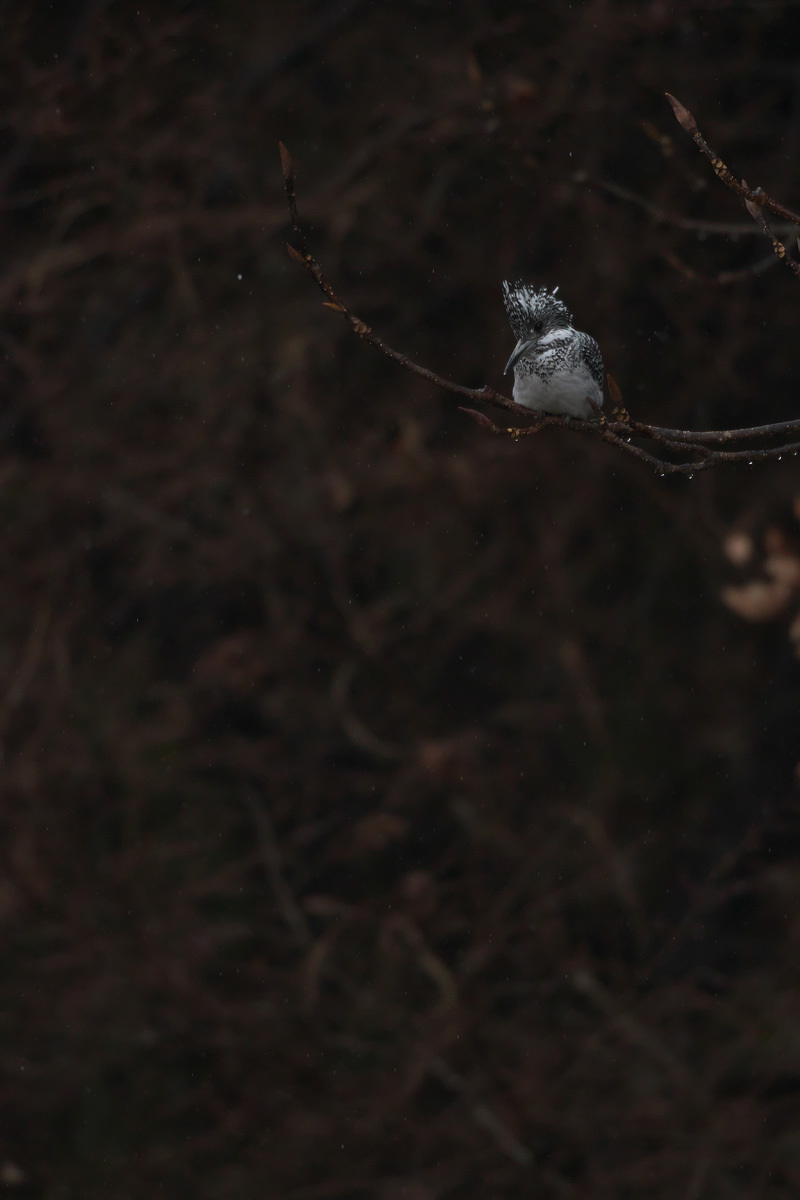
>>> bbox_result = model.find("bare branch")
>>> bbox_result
[666,92,800,280]
[278,140,519,417]
[662,248,778,287]
[574,171,798,238]
[280,140,800,477]
[665,93,800,224]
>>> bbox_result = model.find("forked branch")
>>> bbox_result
[280,110,800,477]
[665,92,800,278]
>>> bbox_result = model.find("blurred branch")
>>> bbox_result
[280,141,800,476]
[242,790,313,949]
[666,92,800,279]
[662,248,778,287]
[426,1056,535,1170]
[575,171,797,238]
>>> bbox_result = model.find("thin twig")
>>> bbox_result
[662,248,778,286]
[242,790,313,949]
[575,171,799,237]
[426,1056,534,1169]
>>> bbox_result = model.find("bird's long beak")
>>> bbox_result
[504,337,536,375]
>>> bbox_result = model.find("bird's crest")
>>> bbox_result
[502,282,573,341]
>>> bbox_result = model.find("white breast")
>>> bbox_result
[513,361,602,418]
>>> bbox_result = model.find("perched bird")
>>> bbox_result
[502,282,604,418]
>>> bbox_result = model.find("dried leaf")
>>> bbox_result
[721,580,793,621]
[286,243,306,264]
[606,373,624,408]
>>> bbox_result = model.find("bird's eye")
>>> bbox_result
[533,320,544,333]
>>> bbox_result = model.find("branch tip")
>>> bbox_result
[459,407,499,431]
[286,243,306,264]
[665,92,697,135]
[278,141,294,182]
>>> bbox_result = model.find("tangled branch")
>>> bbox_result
[280,96,800,477]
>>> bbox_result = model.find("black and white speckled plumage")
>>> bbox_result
[502,282,604,418]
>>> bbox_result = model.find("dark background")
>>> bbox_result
[4,2,800,1197]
